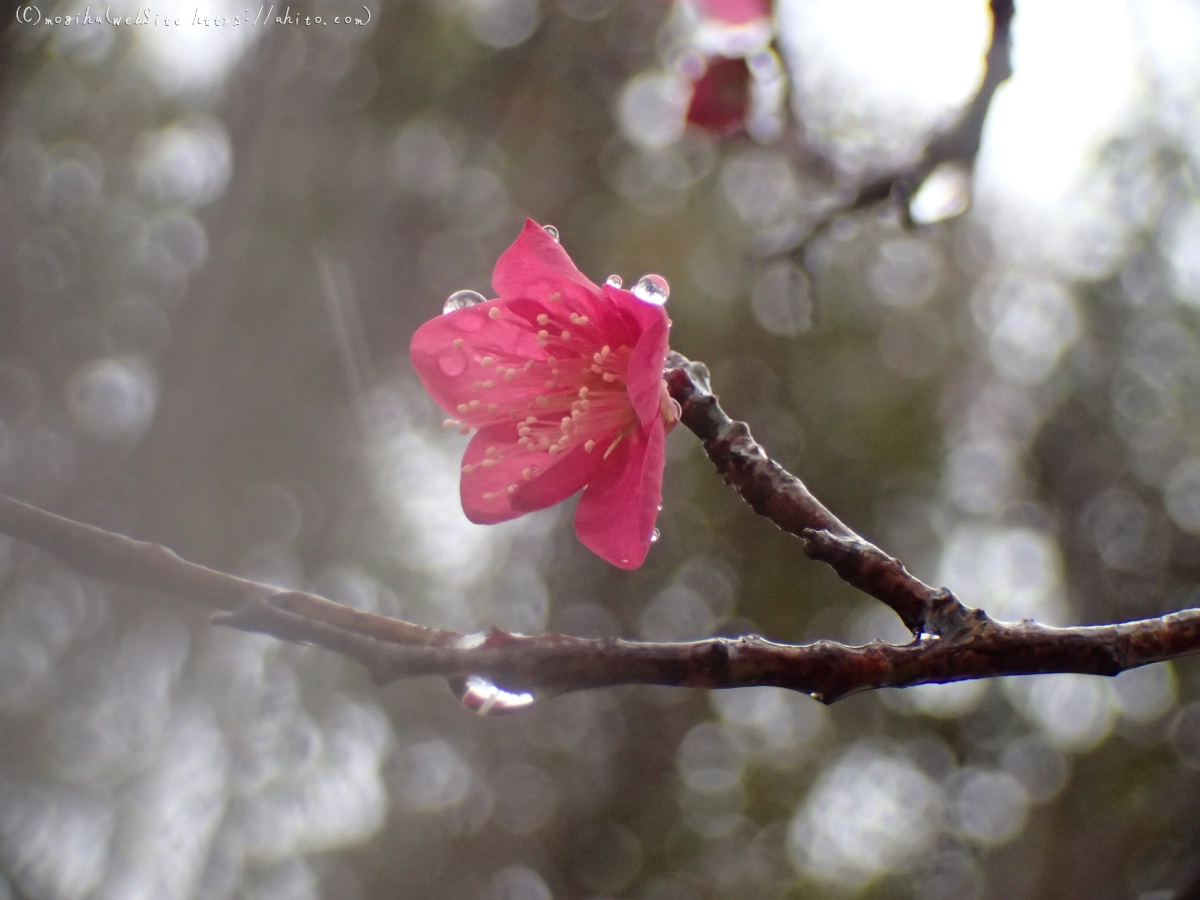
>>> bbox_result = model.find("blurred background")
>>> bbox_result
[0,0,1199,897]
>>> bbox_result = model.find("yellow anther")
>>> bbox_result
[560,330,571,341]
[481,459,497,468]
[505,369,518,381]
[603,373,617,382]
[525,416,537,424]
[522,467,533,479]
[459,424,471,434]
[457,403,469,414]
[549,292,561,302]
[537,314,550,326]
[536,396,548,407]
[584,439,595,452]
[489,307,501,319]
[443,418,458,428]
[483,380,494,389]
[480,356,494,367]
[468,399,481,409]
[452,339,465,349]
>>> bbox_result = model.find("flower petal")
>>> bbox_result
[512,443,603,512]
[573,420,666,570]
[625,312,670,426]
[493,220,602,306]
[459,424,543,524]
[460,424,604,524]
[410,299,545,425]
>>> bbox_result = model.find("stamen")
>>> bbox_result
[522,467,533,479]
[584,440,595,452]
[457,404,469,414]
[480,356,494,367]
[443,418,458,428]
[504,369,518,381]
[483,380,494,389]
[549,292,561,302]
[603,373,617,382]
[536,396,548,407]
[459,425,471,435]
[604,434,623,459]
[481,459,497,468]
[525,416,537,424]
[489,308,501,319]
[560,330,571,341]
[468,399,481,409]
[537,314,550,326]
[452,339,465,349]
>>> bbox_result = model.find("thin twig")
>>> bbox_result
[799,0,1015,239]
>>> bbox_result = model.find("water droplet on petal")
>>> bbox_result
[459,675,536,715]
[606,274,623,288]
[444,290,488,314]
[650,528,661,543]
[632,274,669,305]
[542,224,560,242]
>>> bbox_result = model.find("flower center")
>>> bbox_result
[448,297,646,493]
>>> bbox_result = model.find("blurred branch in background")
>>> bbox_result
[788,0,1015,246]
[3,352,1200,708]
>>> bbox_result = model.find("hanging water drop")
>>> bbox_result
[650,528,661,543]
[443,290,488,314]
[632,274,669,306]
[458,675,536,715]
[542,224,560,242]
[605,274,623,288]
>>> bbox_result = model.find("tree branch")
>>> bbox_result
[2,489,1200,706]
[2,347,1200,708]
[664,352,972,639]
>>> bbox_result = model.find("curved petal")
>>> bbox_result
[410,299,546,426]
[512,443,604,512]
[459,424,542,524]
[573,420,666,569]
[601,283,668,336]
[461,425,606,524]
[625,313,670,426]
[493,220,603,307]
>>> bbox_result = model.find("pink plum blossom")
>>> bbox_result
[410,220,678,570]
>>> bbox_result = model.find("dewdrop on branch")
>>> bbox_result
[410,220,680,569]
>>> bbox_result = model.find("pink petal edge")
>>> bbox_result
[573,419,666,570]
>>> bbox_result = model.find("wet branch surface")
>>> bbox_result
[2,351,1200,706]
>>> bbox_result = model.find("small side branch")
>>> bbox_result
[664,352,970,638]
